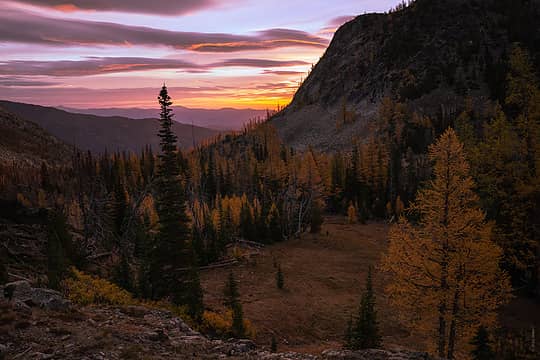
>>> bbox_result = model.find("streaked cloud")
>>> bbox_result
[0,76,57,87]
[0,9,328,52]
[11,0,222,15]
[0,57,310,77]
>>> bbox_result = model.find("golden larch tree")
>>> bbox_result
[381,128,511,359]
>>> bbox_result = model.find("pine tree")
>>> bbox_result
[183,264,204,322]
[223,271,240,308]
[470,326,495,360]
[276,264,284,290]
[266,203,281,243]
[46,211,72,290]
[231,301,245,338]
[271,335,278,352]
[344,316,354,349]
[223,272,244,337]
[310,201,324,233]
[113,252,133,292]
[349,266,381,350]
[0,252,7,285]
[150,85,203,316]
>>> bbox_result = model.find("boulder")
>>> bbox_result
[3,280,70,311]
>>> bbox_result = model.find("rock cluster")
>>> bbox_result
[2,280,71,312]
[0,284,435,359]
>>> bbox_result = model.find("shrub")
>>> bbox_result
[62,268,135,306]
[201,310,255,339]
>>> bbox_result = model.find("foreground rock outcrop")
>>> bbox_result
[0,285,435,360]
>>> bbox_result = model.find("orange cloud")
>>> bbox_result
[53,4,80,12]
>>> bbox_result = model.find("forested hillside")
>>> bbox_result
[1,1,539,359]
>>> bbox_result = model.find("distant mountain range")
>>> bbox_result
[58,106,267,131]
[0,101,219,154]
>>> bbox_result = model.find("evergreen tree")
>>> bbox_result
[310,201,324,233]
[276,264,284,290]
[182,264,204,322]
[349,266,381,350]
[0,251,7,285]
[344,315,354,349]
[266,203,281,243]
[113,252,132,292]
[470,326,495,360]
[231,301,245,338]
[223,272,244,337]
[46,211,72,290]
[223,271,240,308]
[271,335,278,352]
[150,85,203,316]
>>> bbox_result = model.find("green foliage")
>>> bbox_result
[149,85,203,315]
[113,253,133,294]
[46,211,73,290]
[271,335,277,352]
[222,272,245,337]
[347,267,381,350]
[231,301,245,338]
[310,201,324,233]
[223,272,240,308]
[0,255,7,285]
[276,265,284,290]
[183,266,204,323]
[470,326,495,360]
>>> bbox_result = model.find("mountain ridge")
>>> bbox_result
[0,100,219,154]
[271,0,540,150]
[57,105,267,131]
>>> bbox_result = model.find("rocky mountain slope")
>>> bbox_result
[0,101,219,154]
[0,281,436,360]
[0,107,73,166]
[271,0,540,150]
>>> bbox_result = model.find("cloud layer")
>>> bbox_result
[12,0,220,15]
[0,9,328,52]
[0,57,310,77]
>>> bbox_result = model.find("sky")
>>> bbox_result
[0,0,401,109]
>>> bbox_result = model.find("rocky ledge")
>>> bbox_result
[0,281,434,360]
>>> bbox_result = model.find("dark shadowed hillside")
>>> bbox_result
[0,107,73,166]
[272,0,540,150]
[0,101,219,154]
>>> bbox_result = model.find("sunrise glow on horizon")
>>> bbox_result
[0,0,402,110]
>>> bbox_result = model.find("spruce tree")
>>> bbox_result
[276,264,284,290]
[183,264,204,322]
[271,335,278,352]
[231,301,245,338]
[350,266,381,349]
[223,271,240,308]
[46,211,72,290]
[223,272,244,337]
[470,326,495,360]
[310,201,324,233]
[150,85,203,316]
[0,252,7,285]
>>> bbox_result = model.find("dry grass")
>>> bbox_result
[201,216,410,353]
[201,216,540,354]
